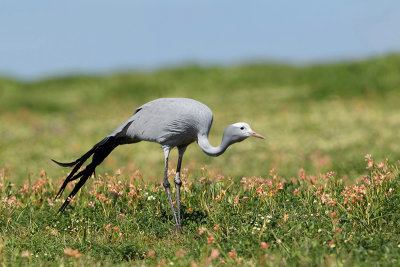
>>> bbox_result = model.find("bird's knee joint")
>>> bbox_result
[163,181,171,189]
[174,172,182,186]
[174,178,182,186]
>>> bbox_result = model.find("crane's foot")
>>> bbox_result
[176,224,183,234]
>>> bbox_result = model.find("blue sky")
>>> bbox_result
[1,1,400,79]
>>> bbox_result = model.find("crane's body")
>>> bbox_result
[111,98,213,147]
[53,97,264,233]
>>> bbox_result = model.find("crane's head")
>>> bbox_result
[223,122,265,144]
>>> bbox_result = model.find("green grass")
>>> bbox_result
[1,156,399,266]
[1,54,400,265]
[2,55,400,183]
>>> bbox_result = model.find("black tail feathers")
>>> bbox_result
[53,136,118,213]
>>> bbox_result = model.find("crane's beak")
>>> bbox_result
[250,131,265,139]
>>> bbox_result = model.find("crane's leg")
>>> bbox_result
[175,146,187,230]
[162,146,181,233]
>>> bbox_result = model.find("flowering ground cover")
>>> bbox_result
[1,155,399,266]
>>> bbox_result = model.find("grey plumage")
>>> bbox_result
[53,97,264,233]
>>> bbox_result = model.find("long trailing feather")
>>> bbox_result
[53,136,118,212]
[51,159,78,168]
[52,136,112,168]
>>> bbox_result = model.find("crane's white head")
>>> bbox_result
[198,121,265,157]
[223,122,265,144]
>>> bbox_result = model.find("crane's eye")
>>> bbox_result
[240,126,245,130]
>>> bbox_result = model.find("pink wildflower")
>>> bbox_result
[64,248,83,258]
[293,188,300,196]
[147,250,156,259]
[21,250,30,258]
[330,211,337,219]
[376,162,384,169]
[325,171,335,179]
[260,241,269,250]
[228,249,237,259]
[175,249,186,258]
[209,248,219,259]
[298,168,306,179]
[276,183,283,190]
[207,233,215,244]
[366,160,374,169]
[233,195,239,206]
[198,227,207,235]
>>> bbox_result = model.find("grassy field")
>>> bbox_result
[1,54,400,265]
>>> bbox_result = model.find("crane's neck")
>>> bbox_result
[197,133,231,157]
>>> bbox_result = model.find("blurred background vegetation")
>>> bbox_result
[1,54,400,184]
